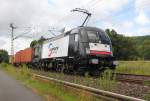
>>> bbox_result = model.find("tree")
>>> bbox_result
[30,40,38,48]
[140,39,150,60]
[0,50,9,63]
[30,36,46,48]
[105,29,139,60]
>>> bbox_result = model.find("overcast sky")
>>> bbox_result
[0,0,150,54]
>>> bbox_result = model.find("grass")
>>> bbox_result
[116,61,150,99]
[0,63,102,101]
[1,61,149,100]
[144,91,150,101]
[32,69,117,92]
[98,71,116,91]
[116,61,150,75]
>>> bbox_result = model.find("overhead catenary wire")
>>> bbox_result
[13,30,32,40]
[27,0,150,38]
[44,0,104,36]
[80,0,99,9]
[51,0,103,29]
[86,0,104,11]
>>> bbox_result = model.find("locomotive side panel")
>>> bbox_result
[41,36,69,59]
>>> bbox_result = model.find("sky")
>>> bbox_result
[0,0,150,54]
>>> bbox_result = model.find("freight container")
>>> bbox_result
[19,48,33,63]
[13,48,33,64]
[14,50,21,63]
[24,48,33,63]
[20,50,24,63]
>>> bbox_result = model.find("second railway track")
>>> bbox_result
[115,73,150,86]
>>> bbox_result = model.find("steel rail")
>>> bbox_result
[32,73,145,101]
[115,73,150,85]
[115,73,150,78]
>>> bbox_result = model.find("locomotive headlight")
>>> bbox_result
[90,59,98,64]
[86,48,90,54]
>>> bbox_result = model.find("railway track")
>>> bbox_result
[32,73,145,101]
[115,73,150,86]
[32,69,150,86]
[32,69,150,85]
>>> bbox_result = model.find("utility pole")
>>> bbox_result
[9,23,16,64]
[9,23,31,64]
[71,8,92,26]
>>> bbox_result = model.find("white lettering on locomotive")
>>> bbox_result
[41,36,69,59]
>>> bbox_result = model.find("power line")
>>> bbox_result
[48,30,56,36]
[52,0,102,29]
[80,0,98,9]
[13,30,32,40]
[86,0,103,10]
[9,23,32,63]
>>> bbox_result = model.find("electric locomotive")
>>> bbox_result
[13,8,117,75]
[32,26,116,75]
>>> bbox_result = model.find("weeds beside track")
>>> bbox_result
[33,73,145,101]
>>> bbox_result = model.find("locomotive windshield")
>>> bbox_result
[86,30,111,44]
[87,30,99,42]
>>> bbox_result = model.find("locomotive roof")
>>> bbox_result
[78,26,105,32]
[43,33,65,43]
[42,26,106,43]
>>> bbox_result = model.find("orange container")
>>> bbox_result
[25,48,33,63]
[14,51,21,63]
[21,48,33,63]
[19,50,23,63]
[13,48,33,63]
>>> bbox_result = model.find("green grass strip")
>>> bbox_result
[0,63,101,101]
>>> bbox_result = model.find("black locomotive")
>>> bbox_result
[30,26,116,75]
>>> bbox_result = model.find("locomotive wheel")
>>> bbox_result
[89,70,100,76]
[76,67,87,76]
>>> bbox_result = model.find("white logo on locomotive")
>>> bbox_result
[48,43,59,57]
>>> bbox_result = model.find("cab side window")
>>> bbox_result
[71,29,79,41]
[75,34,78,42]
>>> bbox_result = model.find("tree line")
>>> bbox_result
[105,29,150,60]
[0,50,9,63]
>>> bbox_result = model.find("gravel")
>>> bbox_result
[116,82,150,100]
[32,70,150,100]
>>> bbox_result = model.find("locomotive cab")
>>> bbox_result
[80,27,112,56]
[69,26,116,73]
